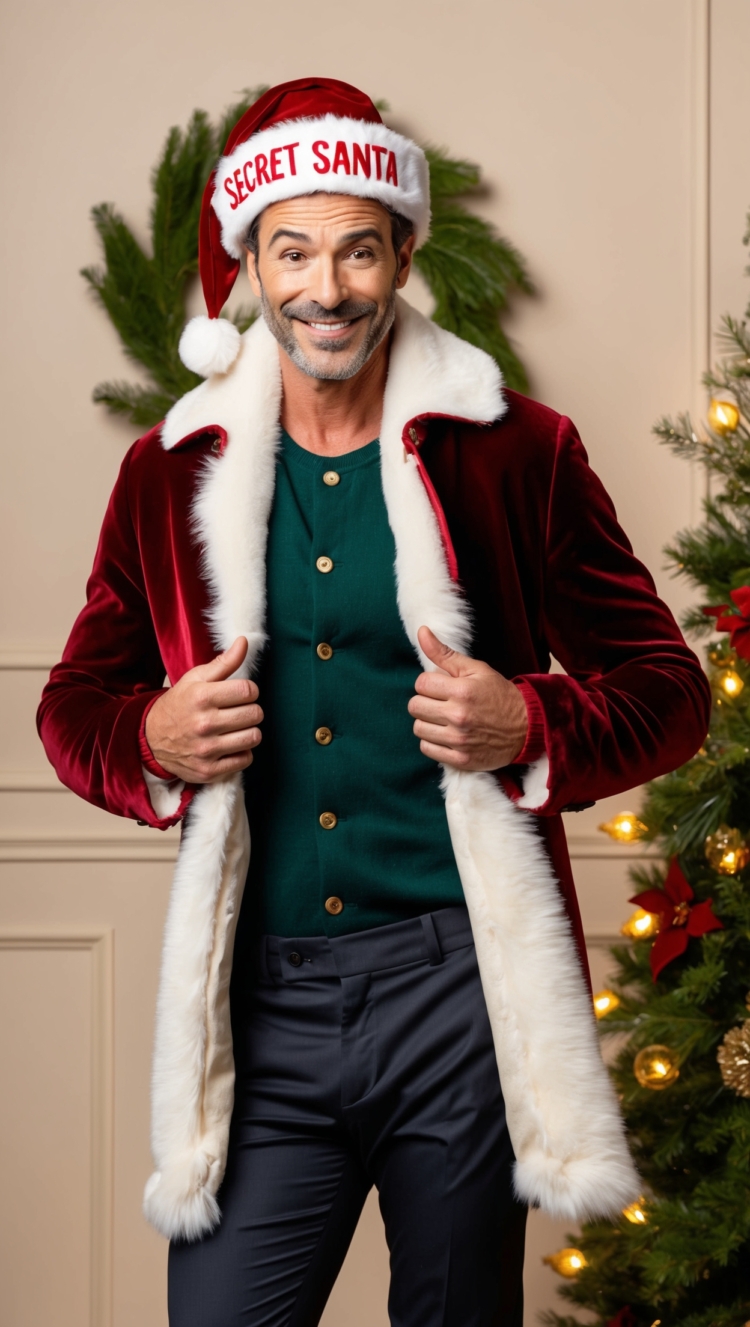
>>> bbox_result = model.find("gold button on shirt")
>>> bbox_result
[316,555,334,574]
[325,896,344,915]
[316,642,333,660]
[315,727,333,746]
[322,470,340,486]
[319,811,338,830]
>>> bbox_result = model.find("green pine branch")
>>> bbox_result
[83,97,533,427]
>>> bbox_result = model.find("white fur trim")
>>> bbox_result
[143,776,250,1238]
[149,298,638,1239]
[443,767,639,1219]
[518,753,550,810]
[213,115,431,259]
[179,316,241,378]
[142,765,184,820]
[165,315,282,668]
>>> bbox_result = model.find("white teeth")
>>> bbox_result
[308,321,351,331]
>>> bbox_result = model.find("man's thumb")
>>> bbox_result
[202,636,249,681]
[418,625,469,676]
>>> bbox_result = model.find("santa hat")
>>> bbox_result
[179,77,431,378]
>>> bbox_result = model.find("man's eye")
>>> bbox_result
[350,248,372,260]
[283,250,305,262]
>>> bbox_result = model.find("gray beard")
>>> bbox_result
[259,285,397,381]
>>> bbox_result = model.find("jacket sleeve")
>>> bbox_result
[510,416,712,815]
[36,444,192,829]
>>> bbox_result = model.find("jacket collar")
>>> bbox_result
[161,295,505,450]
[159,298,505,680]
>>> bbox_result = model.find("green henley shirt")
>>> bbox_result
[242,429,465,937]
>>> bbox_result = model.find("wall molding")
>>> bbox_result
[0,646,62,671]
[0,924,114,1327]
[690,0,712,525]
[0,770,67,791]
[0,824,644,864]
[0,823,645,864]
[0,832,179,862]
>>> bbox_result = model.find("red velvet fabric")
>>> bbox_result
[420,394,711,814]
[37,392,711,982]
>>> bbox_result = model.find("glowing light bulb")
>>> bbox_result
[719,668,744,698]
[707,398,740,435]
[598,812,648,843]
[621,908,660,940]
[542,1247,588,1278]
[705,825,750,875]
[593,989,621,1018]
[623,1198,648,1224]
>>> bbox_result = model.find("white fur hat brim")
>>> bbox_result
[212,114,431,259]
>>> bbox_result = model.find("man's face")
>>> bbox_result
[246,194,415,380]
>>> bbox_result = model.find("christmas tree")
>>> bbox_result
[82,89,532,429]
[542,217,750,1327]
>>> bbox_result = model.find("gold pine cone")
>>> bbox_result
[717,1020,750,1099]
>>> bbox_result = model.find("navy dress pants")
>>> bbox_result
[168,907,526,1327]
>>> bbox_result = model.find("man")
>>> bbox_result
[38,77,711,1326]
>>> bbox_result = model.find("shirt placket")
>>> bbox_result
[311,461,351,932]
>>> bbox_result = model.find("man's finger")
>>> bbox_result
[207,726,263,758]
[418,738,470,769]
[408,693,452,724]
[209,703,264,736]
[412,671,455,702]
[418,626,471,678]
[195,636,249,684]
[200,677,259,709]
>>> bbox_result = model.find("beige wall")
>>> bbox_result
[1,1,748,1323]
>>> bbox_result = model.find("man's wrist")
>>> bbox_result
[139,693,174,781]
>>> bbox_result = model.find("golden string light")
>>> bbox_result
[542,1247,587,1278]
[707,398,740,435]
[621,908,660,940]
[717,668,744,698]
[593,989,621,1018]
[705,825,750,876]
[598,812,648,843]
[623,1198,648,1225]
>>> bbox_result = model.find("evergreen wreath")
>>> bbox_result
[82,88,533,428]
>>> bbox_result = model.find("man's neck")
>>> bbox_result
[278,338,389,456]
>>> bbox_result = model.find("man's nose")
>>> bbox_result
[310,257,348,310]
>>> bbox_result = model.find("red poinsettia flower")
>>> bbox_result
[630,858,723,981]
[704,585,750,660]
[606,1309,635,1327]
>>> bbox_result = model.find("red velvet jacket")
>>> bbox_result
[38,382,711,977]
[36,302,709,1236]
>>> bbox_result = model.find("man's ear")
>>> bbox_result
[245,247,262,299]
[395,234,417,290]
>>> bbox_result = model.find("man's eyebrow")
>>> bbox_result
[340,228,385,245]
[268,228,312,246]
[268,226,386,248]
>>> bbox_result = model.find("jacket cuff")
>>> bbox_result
[513,680,547,764]
[138,691,174,781]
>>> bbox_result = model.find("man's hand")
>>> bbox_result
[144,637,263,784]
[408,626,528,771]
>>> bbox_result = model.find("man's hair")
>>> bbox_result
[243,201,414,260]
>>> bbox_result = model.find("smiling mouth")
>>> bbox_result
[296,317,363,336]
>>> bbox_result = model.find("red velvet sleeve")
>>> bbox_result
[513,417,712,815]
[36,445,192,829]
